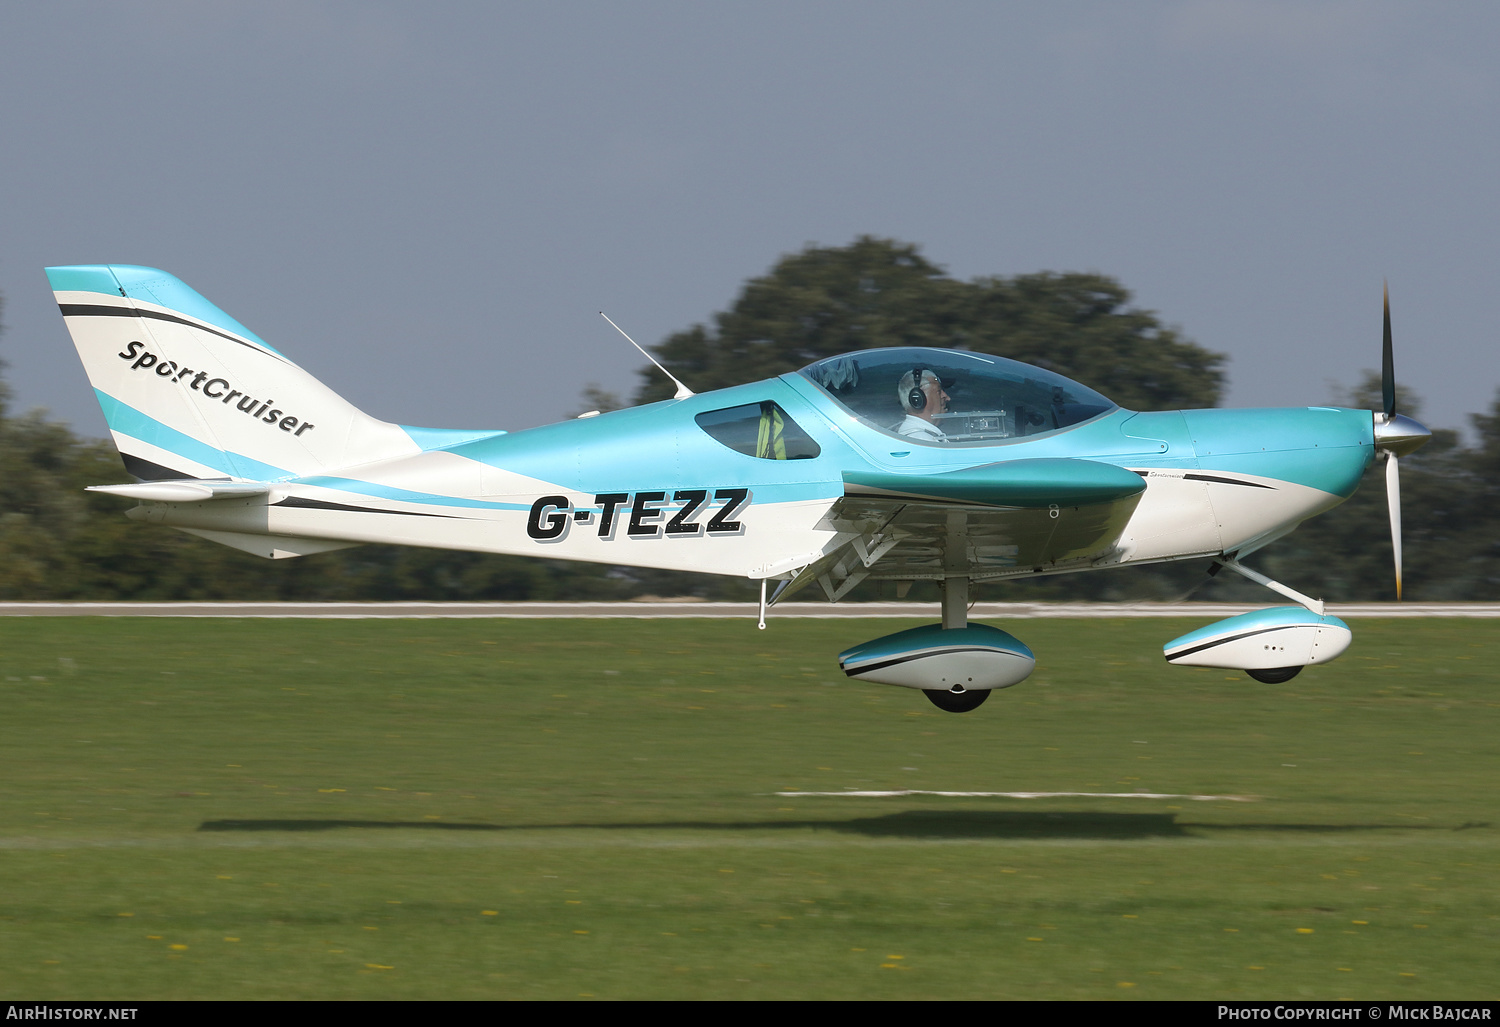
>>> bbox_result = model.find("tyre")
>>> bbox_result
[1247,666,1303,684]
[922,688,991,713]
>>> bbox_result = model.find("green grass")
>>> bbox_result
[0,616,1496,999]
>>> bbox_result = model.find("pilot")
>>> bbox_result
[896,368,951,441]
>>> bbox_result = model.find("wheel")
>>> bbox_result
[1246,666,1303,684]
[923,688,991,713]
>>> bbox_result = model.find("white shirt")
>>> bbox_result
[896,414,946,442]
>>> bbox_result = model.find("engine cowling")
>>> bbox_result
[1163,606,1351,671]
[838,624,1036,691]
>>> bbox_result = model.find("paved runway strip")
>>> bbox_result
[0,601,1496,617]
[777,790,1258,801]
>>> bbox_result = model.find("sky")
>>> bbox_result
[1,1,1496,440]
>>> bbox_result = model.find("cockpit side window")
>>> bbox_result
[695,402,821,460]
[801,347,1116,445]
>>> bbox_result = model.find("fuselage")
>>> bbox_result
[136,351,1377,583]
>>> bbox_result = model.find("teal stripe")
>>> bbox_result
[45,266,122,296]
[1164,607,1350,652]
[400,425,507,451]
[48,265,284,357]
[295,476,531,511]
[839,624,1033,665]
[293,475,833,513]
[94,389,291,482]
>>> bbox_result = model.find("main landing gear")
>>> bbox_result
[836,569,1035,714]
[924,574,994,713]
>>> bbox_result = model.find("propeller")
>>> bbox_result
[1372,283,1431,599]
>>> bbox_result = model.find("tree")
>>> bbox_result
[634,237,1225,411]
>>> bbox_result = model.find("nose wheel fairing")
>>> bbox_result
[1163,606,1352,672]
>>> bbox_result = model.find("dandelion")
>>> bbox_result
[366,964,393,970]
[117,913,133,917]
[169,944,187,951]
[224,937,240,943]
[1296,928,1314,934]
[1118,982,1136,988]
[574,930,589,935]
[481,911,498,916]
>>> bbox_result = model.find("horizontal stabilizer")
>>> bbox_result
[843,458,1147,508]
[87,480,271,502]
[177,528,359,560]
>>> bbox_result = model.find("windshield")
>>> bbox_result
[799,347,1117,444]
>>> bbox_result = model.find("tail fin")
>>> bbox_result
[47,265,427,481]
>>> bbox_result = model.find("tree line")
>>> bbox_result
[1,238,1494,602]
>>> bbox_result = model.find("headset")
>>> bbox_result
[907,368,928,412]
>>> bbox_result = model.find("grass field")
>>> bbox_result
[0,615,1495,1000]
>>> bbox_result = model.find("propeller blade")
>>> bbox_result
[1386,451,1403,600]
[1382,282,1396,418]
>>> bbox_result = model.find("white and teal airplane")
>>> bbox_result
[47,264,1431,712]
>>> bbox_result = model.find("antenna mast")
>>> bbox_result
[599,312,694,400]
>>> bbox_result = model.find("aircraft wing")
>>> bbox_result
[773,458,1146,602]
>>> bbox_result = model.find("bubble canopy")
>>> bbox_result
[798,347,1117,445]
